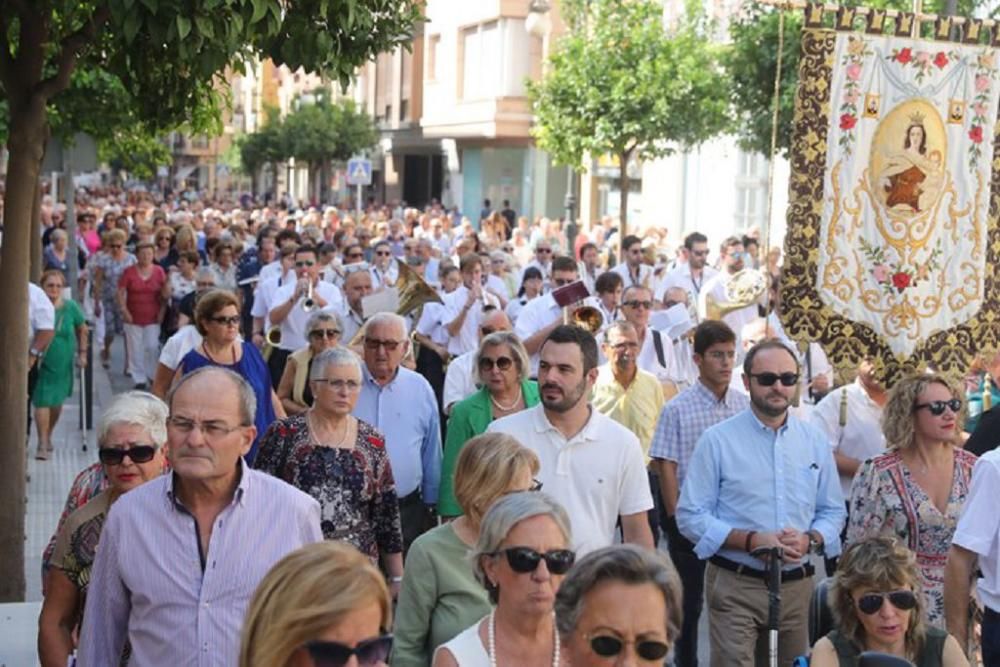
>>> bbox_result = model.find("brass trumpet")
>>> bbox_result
[302,281,316,312]
[562,304,604,334]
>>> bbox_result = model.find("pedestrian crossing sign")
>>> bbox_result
[346,157,372,186]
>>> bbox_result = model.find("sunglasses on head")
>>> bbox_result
[99,445,158,466]
[304,634,393,667]
[208,315,241,326]
[310,328,341,339]
[586,634,671,661]
[750,372,799,387]
[915,398,961,416]
[856,590,918,615]
[493,546,575,575]
[479,356,513,372]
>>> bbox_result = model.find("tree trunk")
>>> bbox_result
[29,180,42,283]
[617,149,632,264]
[0,96,49,602]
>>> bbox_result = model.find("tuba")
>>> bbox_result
[703,269,768,321]
[348,260,442,347]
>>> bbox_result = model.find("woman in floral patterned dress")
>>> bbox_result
[847,373,977,629]
[254,347,405,595]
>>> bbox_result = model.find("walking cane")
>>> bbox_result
[80,362,89,452]
[751,545,784,667]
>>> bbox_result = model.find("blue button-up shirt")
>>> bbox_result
[353,365,442,503]
[676,408,845,570]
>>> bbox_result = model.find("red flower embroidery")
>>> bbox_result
[970,125,984,143]
[891,272,911,291]
[367,435,385,449]
[840,114,857,130]
[894,48,913,64]
[933,52,948,68]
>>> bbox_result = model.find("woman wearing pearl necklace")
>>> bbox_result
[433,492,574,667]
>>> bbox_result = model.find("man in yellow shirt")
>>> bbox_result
[592,320,666,541]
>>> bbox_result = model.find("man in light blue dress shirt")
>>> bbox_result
[352,312,442,550]
[677,339,845,666]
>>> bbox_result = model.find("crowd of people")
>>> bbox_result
[20,187,1000,666]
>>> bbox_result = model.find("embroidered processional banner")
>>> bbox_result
[781,18,1000,383]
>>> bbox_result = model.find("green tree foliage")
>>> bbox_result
[728,0,989,158]
[527,0,729,248]
[0,0,420,602]
[239,107,287,189]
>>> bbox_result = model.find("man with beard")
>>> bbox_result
[677,339,845,666]
[488,325,654,555]
[655,231,718,306]
[697,236,760,344]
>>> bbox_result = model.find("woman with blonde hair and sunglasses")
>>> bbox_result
[847,373,977,629]
[240,541,393,667]
[393,433,541,666]
[810,536,967,666]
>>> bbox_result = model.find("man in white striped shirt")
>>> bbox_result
[78,367,322,667]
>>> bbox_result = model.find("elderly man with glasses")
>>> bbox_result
[352,312,442,552]
[77,367,322,667]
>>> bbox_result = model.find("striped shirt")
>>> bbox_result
[78,460,323,667]
[648,379,749,489]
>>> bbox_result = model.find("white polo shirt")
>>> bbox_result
[441,285,500,356]
[251,270,295,328]
[952,449,1000,612]
[487,404,653,555]
[611,262,654,290]
[655,264,719,302]
[443,350,478,412]
[271,280,344,350]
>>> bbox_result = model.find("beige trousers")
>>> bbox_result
[705,562,813,667]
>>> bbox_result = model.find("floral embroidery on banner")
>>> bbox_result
[858,237,943,295]
[839,36,873,157]
[888,47,959,83]
[968,50,997,170]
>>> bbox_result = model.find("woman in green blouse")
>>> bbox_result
[391,432,540,667]
[438,332,539,517]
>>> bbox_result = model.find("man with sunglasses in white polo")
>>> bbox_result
[677,339,845,666]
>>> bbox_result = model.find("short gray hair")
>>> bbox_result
[50,228,68,243]
[98,391,169,448]
[305,310,341,334]
[310,347,362,380]
[362,312,407,340]
[554,545,683,645]
[168,366,256,426]
[602,320,637,345]
[471,492,572,603]
[476,332,530,385]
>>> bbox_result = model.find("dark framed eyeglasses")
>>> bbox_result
[536,247,552,254]
[750,372,799,387]
[492,547,575,575]
[312,378,362,392]
[364,338,403,351]
[98,444,158,466]
[309,328,341,339]
[691,249,710,257]
[622,300,653,310]
[208,315,241,326]
[347,252,364,259]
[914,399,961,416]
[585,634,671,661]
[856,590,918,615]
[478,356,514,372]
[375,250,392,257]
[304,634,393,667]
[295,260,316,268]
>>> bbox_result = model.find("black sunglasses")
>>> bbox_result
[479,356,514,372]
[587,634,671,661]
[304,634,393,667]
[915,399,961,416]
[310,328,341,339]
[208,315,241,326]
[750,372,800,387]
[295,260,316,267]
[856,590,918,615]
[493,547,575,575]
[98,445,158,466]
[622,300,653,309]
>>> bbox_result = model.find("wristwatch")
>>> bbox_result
[807,531,823,555]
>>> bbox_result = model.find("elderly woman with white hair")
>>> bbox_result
[433,491,574,667]
[255,347,404,588]
[554,544,683,666]
[276,310,343,415]
[37,391,168,667]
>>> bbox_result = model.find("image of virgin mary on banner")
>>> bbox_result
[781,14,1000,383]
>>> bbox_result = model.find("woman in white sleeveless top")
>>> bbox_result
[433,492,575,667]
